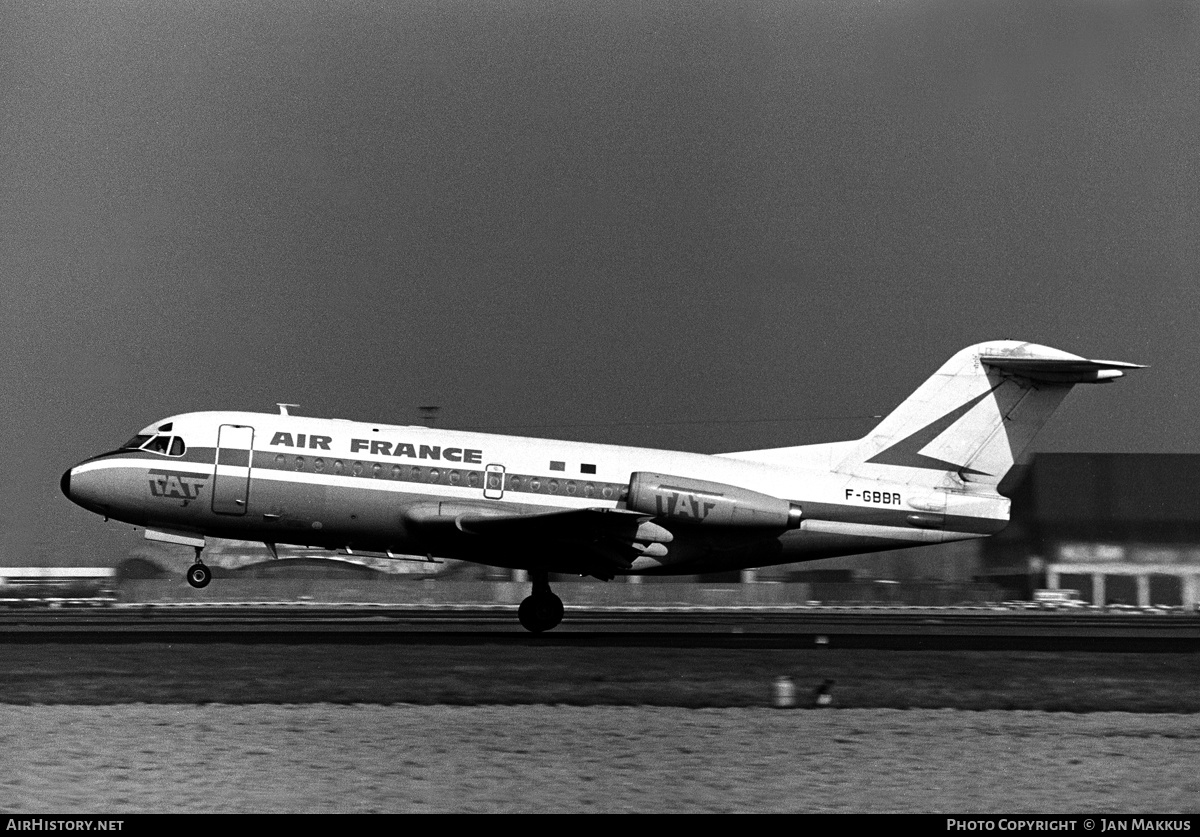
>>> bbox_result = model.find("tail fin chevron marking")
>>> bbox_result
[864,386,1000,476]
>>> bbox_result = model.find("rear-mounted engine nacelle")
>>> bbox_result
[626,472,802,529]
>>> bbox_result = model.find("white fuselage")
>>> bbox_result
[63,410,1008,576]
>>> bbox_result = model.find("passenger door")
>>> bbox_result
[213,424,254,515]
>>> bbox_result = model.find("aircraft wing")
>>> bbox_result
[457,506,650,539]
[403,504,673,574]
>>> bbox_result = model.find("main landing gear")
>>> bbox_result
[518,571,563,633]
[186,545,211,589]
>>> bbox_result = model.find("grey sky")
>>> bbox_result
[3,1,1197,565]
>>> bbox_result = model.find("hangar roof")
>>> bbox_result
[1010,453,1200,525]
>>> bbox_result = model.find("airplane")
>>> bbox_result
[61,340,1141,632]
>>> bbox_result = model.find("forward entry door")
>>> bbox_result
[213,424,254,515]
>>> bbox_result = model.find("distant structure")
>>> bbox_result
[750,453,1200,608]
[982,454,1200,607]
[0,567,115,599]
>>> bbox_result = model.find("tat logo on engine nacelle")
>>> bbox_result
[627,472,802,529]
[655,490,718,521]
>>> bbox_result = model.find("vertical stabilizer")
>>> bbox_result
[834,341,1142,490]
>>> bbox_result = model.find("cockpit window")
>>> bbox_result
[118,433,186,456]
[145,436,171,454]
[129,435,187,456]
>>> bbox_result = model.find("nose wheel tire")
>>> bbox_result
[518,592,564,633]
[186,563,211,589]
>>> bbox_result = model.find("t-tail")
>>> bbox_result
[834,340,1143,491]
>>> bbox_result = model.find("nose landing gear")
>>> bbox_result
[186,545,211,589]
[517,571,563,633]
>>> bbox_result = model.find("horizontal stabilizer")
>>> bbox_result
[982,355,1145,384]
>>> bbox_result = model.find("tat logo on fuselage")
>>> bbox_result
[149,470,208,504]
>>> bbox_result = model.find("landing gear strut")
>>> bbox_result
[518,571,563,633]
[186,545,211,589]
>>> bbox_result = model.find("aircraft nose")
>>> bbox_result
[61,461,118,516]
[61,464,106,514]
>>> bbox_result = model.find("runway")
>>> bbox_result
[3,602,1200,651]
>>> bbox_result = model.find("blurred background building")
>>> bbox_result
[755,453,1200,607]
[982,453,1200,607]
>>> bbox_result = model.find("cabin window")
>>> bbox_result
[295,456,305,471]
[315,458,326,472]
